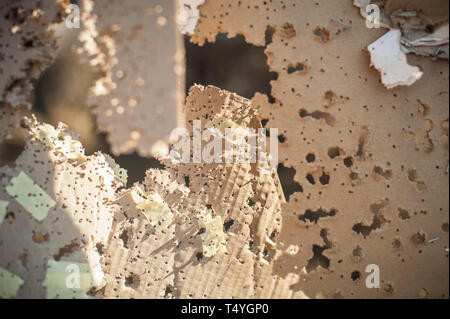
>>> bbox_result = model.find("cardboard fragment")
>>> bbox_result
[368,29,423,88]
[0,118,121,298]
[78,0,185,157]
[0,267,24,299]
[193,0,449,298]
[100,85,287,298]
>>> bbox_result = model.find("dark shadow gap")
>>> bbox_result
[185,33,278,99]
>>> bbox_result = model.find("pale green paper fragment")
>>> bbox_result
[5,171,56,221]
[0,267,24,298]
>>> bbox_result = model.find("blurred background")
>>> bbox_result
[0,24,277,184]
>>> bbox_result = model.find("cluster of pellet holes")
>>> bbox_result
[348,219,449,297]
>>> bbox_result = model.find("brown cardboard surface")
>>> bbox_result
[102,85,289,298]
[191,0,449,298]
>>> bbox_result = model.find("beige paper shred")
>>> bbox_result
[0,0,69,139]
[78,0,185,158]
[0,117,123,298]
[191,0,449,298]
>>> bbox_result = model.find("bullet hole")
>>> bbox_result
[280,22,296,39]
[119,229,130,249]
[349,172,359,180]
[383,283,394,294]
[352,200,389,238]
[352,246,363,261]
[306,173,315,185]
[164,285,174,298]
[343,156,353,167]
[184,175,190,187]
[247,198,255,207]
[278,134,286,143]
[411,230,427,245]
[261,118,269,127]
[305,229,331,272]
[298,208,337,224]
[32,232,48,244]
[306,153,316,163]
[125,274,140,289]
[96,243,104,255]
[287,62,307,74]
[196,252,203,261]
[223,219,234,232]
[356,126,369,158]
[5,212,15,223]
[351,271,360,281]
[262,245,276,263]
[277,163,303,201]
[425,24,434,34]
[373,166,393,180]
[299,108,336,126]
[313,26,331,42]
[392,239,402,250]
[327,146,341,159]
[323,90,337,108]
[319,172,330,185]
[398,208,410,220]
[264,25,275,45]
